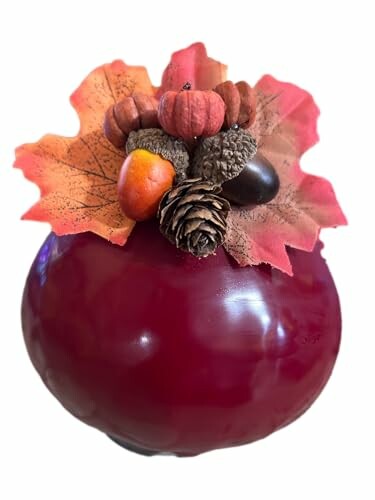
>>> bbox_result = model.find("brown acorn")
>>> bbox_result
[126,128,190,182]
[191,128,279,206]
[221,153,280,206]
[191,128,258,185]
[104,93,160,148]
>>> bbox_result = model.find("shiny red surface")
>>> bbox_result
[22,221,341,456]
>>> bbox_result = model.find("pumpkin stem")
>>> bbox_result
[182,82,192,91]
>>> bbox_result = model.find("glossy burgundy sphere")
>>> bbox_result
[22,221,341,456]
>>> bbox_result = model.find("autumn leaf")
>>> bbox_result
[224,75,347,275]
[14,44,346,273]
[14,60,155,244]
[158,42,227,95]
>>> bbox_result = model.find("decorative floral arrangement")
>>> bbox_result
[14,42,346,275]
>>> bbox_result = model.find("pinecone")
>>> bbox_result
[158,178,231,258]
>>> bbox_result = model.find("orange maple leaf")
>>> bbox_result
[14,60,154,244]
[14,44,226,246]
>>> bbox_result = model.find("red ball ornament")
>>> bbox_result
[22,221,341,456]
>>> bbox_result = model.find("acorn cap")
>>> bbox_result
[191,128,258,185]
[126,128,189,182]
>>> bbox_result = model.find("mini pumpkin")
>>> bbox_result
[214,80,257,129]
[104,93,160,148]
[158,83,225,142]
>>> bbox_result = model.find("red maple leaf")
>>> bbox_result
[158,42,227,95]
[224,75,347,275]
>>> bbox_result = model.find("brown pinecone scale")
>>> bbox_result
[158,178,231,258]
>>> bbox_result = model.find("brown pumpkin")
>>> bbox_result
[158,87,225,142]
[103,93,160,148]
[214,80,257,129]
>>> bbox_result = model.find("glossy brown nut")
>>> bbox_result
[222,153,280,205]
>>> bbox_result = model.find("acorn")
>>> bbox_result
[191,127,280,206]
[126,128,189,182]
[191,127,258,185]
[118,129,190,221]
[221,153,280,205]
[118,149,176,221]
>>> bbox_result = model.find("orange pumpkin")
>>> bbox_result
[104,93,160,148]
[214,80,257,129]
[118,149,175,221]
[158,86,225,141]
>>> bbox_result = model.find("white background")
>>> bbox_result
[0,0,374,498]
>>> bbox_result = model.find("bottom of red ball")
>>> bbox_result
[107,434,198,457]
